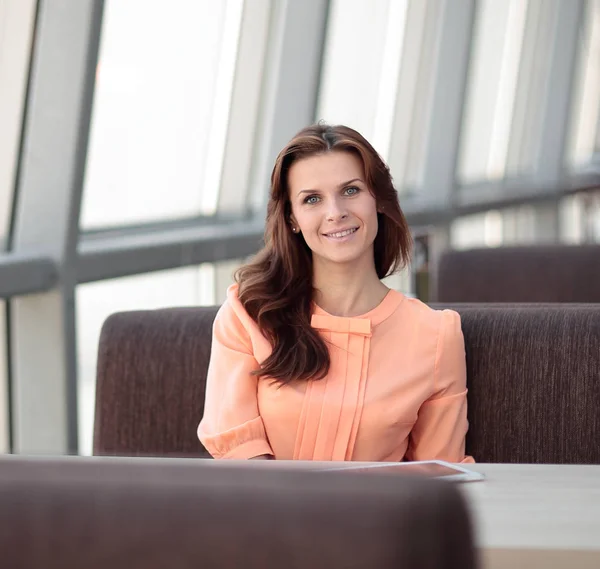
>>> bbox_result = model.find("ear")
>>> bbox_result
[289,214,299,233]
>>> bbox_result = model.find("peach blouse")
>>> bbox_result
[198,284,473,463]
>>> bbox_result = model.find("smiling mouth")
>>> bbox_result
[323,227,359,238]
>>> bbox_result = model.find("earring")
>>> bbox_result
[292,227,298,233]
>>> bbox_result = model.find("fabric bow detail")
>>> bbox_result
[311,314,372,336]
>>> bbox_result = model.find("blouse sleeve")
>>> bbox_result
[405,309,474,464]
[197,299,274,459]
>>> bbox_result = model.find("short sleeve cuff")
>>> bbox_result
[199,416,273,459]
[222,438,274,460]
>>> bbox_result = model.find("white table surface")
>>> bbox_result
[463,463,600,569]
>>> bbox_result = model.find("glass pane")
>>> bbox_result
[0,1,37,248]
[0,301,8,453]
[387,0,442,191]
[451,211,504,250]
[316,0,409,160]
[567,0,600,169]
[451,204,563,249]
[80,0,244,230]
[458,0,528,183]
[76,260,243,455]
[561,191,600,243]
[317,0,445,193]
[597,112,600,155]
[589,192,600,242]
[560,195,586,243]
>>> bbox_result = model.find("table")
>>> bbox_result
[229,460,600,569]
[463,464,600,569]
[4,456,599,568]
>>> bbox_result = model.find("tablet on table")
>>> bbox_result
[318,460,485,482]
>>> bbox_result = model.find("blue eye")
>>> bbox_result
[304,195,320,205]
[345,186,359,196]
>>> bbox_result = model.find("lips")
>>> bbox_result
[323,227,359,238]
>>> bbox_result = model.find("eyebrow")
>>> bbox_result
[296,178,364,196]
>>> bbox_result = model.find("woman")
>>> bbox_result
[198,124,473,463]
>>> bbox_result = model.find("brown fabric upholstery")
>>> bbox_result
[0,456,477,569]
[94,304,600,464]
[433,304,600,464]
[435,245,600,303]
[94,308,216,458]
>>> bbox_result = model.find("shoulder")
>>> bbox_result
[219,283,248,321]
[397,296,465,395]
[395,293,462,335]
[402,298,465,375]
[213,284,262,345]
[217,284,274,361]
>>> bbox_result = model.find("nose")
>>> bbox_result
[326,198,348,222]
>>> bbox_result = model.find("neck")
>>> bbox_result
[312,254,389,317]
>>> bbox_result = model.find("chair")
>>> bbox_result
[94,303,600,463]
[437,303,600,463]
[0,455,477,569]
[434,245,600,303]
[94,307,215,458]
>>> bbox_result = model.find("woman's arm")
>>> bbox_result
[405,309,474,463]
[197,300,274,460]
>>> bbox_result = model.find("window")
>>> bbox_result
[80,0,244,229]
[567,0,600,169]
[0,301,8,453]
[458,0,528,183]
[76,260,243,455]
[0,0,36,248]
[316,0,439,193]
[451,204,566,250]
[451,212,504,250]
[316,0,408,159]
[560,191,600,243]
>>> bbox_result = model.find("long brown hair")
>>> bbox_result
[235,124,412,384]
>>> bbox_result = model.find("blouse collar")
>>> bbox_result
[311,289,405,332]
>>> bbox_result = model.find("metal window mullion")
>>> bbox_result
[218,0,273,215]
[76,219,265,284]
[0,0,37,247]
[595,93,600,154]
[505,0,549,176]
[0,301,8,452]
[387,0,444,192]
[10,0,104,454]
[416,0,477,208]
[0,254,57,297]
[522,0,585,241]
[246,0,330,215]
[405,0,476,299]
[535,0,585,185]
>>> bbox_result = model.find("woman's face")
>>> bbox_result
[287,151,379,268]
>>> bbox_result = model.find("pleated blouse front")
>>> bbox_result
[198,284,473,463]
